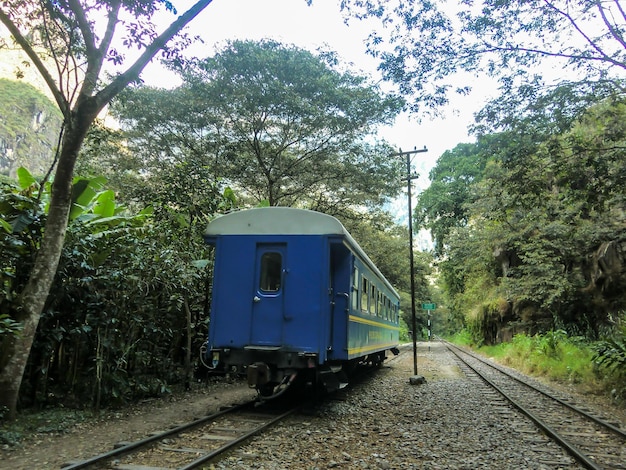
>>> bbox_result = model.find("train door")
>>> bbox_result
[329,242,351,358]
[250,243,286,346]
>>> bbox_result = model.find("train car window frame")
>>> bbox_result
[361,276,369,313]
[369,283,376,316]
[352,267,360,311]
[259,251,282,292]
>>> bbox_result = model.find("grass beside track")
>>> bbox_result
[448,329,625,407]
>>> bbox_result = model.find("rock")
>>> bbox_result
[409,375,427,385]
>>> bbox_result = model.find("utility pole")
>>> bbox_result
[390,146,428,377]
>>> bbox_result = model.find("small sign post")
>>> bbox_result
[422,303,436,351]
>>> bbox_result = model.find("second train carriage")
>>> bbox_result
[204,207,400,396]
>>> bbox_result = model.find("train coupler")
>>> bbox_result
[247,362,270,388]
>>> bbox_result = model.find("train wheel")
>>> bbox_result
[369,352,385,367]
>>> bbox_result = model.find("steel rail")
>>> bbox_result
[446,344,606,470]
[61,401,255,469]
[177,406,300,469]
[444,340,626,440]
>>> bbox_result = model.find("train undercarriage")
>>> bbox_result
[210,347,395,399]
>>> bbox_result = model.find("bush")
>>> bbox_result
[592,326,626,403]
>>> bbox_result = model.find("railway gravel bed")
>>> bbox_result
[2,341,625,469]
[212,343,581,469]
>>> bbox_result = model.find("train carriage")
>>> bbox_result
[204,207,400,397]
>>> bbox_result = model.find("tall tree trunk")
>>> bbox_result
[0,108,94,419]
[0,0,216,421]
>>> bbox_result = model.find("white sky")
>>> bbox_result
[139,0,492,183]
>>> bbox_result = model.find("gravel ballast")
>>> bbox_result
[214,342,617,469]
[2,341,624,469]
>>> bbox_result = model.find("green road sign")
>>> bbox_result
[422,303,436,310]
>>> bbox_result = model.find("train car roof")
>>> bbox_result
[204,207,399,298]
[206,207,347,236]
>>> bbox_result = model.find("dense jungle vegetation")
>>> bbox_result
[1,0,626,425]
[417,86,626,401]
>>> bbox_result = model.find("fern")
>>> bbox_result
[593,328,626,374]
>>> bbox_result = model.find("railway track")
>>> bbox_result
[61,399,300,470]
[443,340,626,470]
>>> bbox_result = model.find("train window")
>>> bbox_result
[352,268,359,311]
[361,277,369,313]
[378,292,384,318]
[259,252,282,292]
[369,284,376,315]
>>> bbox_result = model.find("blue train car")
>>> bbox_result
[204,207,400,397]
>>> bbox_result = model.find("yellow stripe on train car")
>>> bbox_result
[348,315,400,331]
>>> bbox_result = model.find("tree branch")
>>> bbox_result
[543,0,616,64]
[97,0,214,107]
[477,42,626,71]
[99,0,123,60]
[613,0,626,23]
[67,0,97,57]
[596,0,626,51]
[0,7,70,117]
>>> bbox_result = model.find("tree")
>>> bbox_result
[0,0,215,420]
[415,140,490,255]
[442,94,626,340]
[341,0,626,112]
[112,39,406,211]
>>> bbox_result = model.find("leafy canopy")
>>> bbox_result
[438,93,626,338]
[113,39,406,211]
[341,0,626,112]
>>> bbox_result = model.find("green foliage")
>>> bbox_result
[593,326,626,402]
[0,408,90,446]
[427,85,626,343]
[0,176,47,314]
[341,1,626,113]
[1,168,216,410]
[0,0,218,420]
[112,39,405,211]
[473,79,623,137]
[447,329,474,347]
[0,79,62,177]
[594,328,626,373]
[0,314,22,338]
[478,331,597,386]
[398,317,411,343]
[415,140,491,255]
